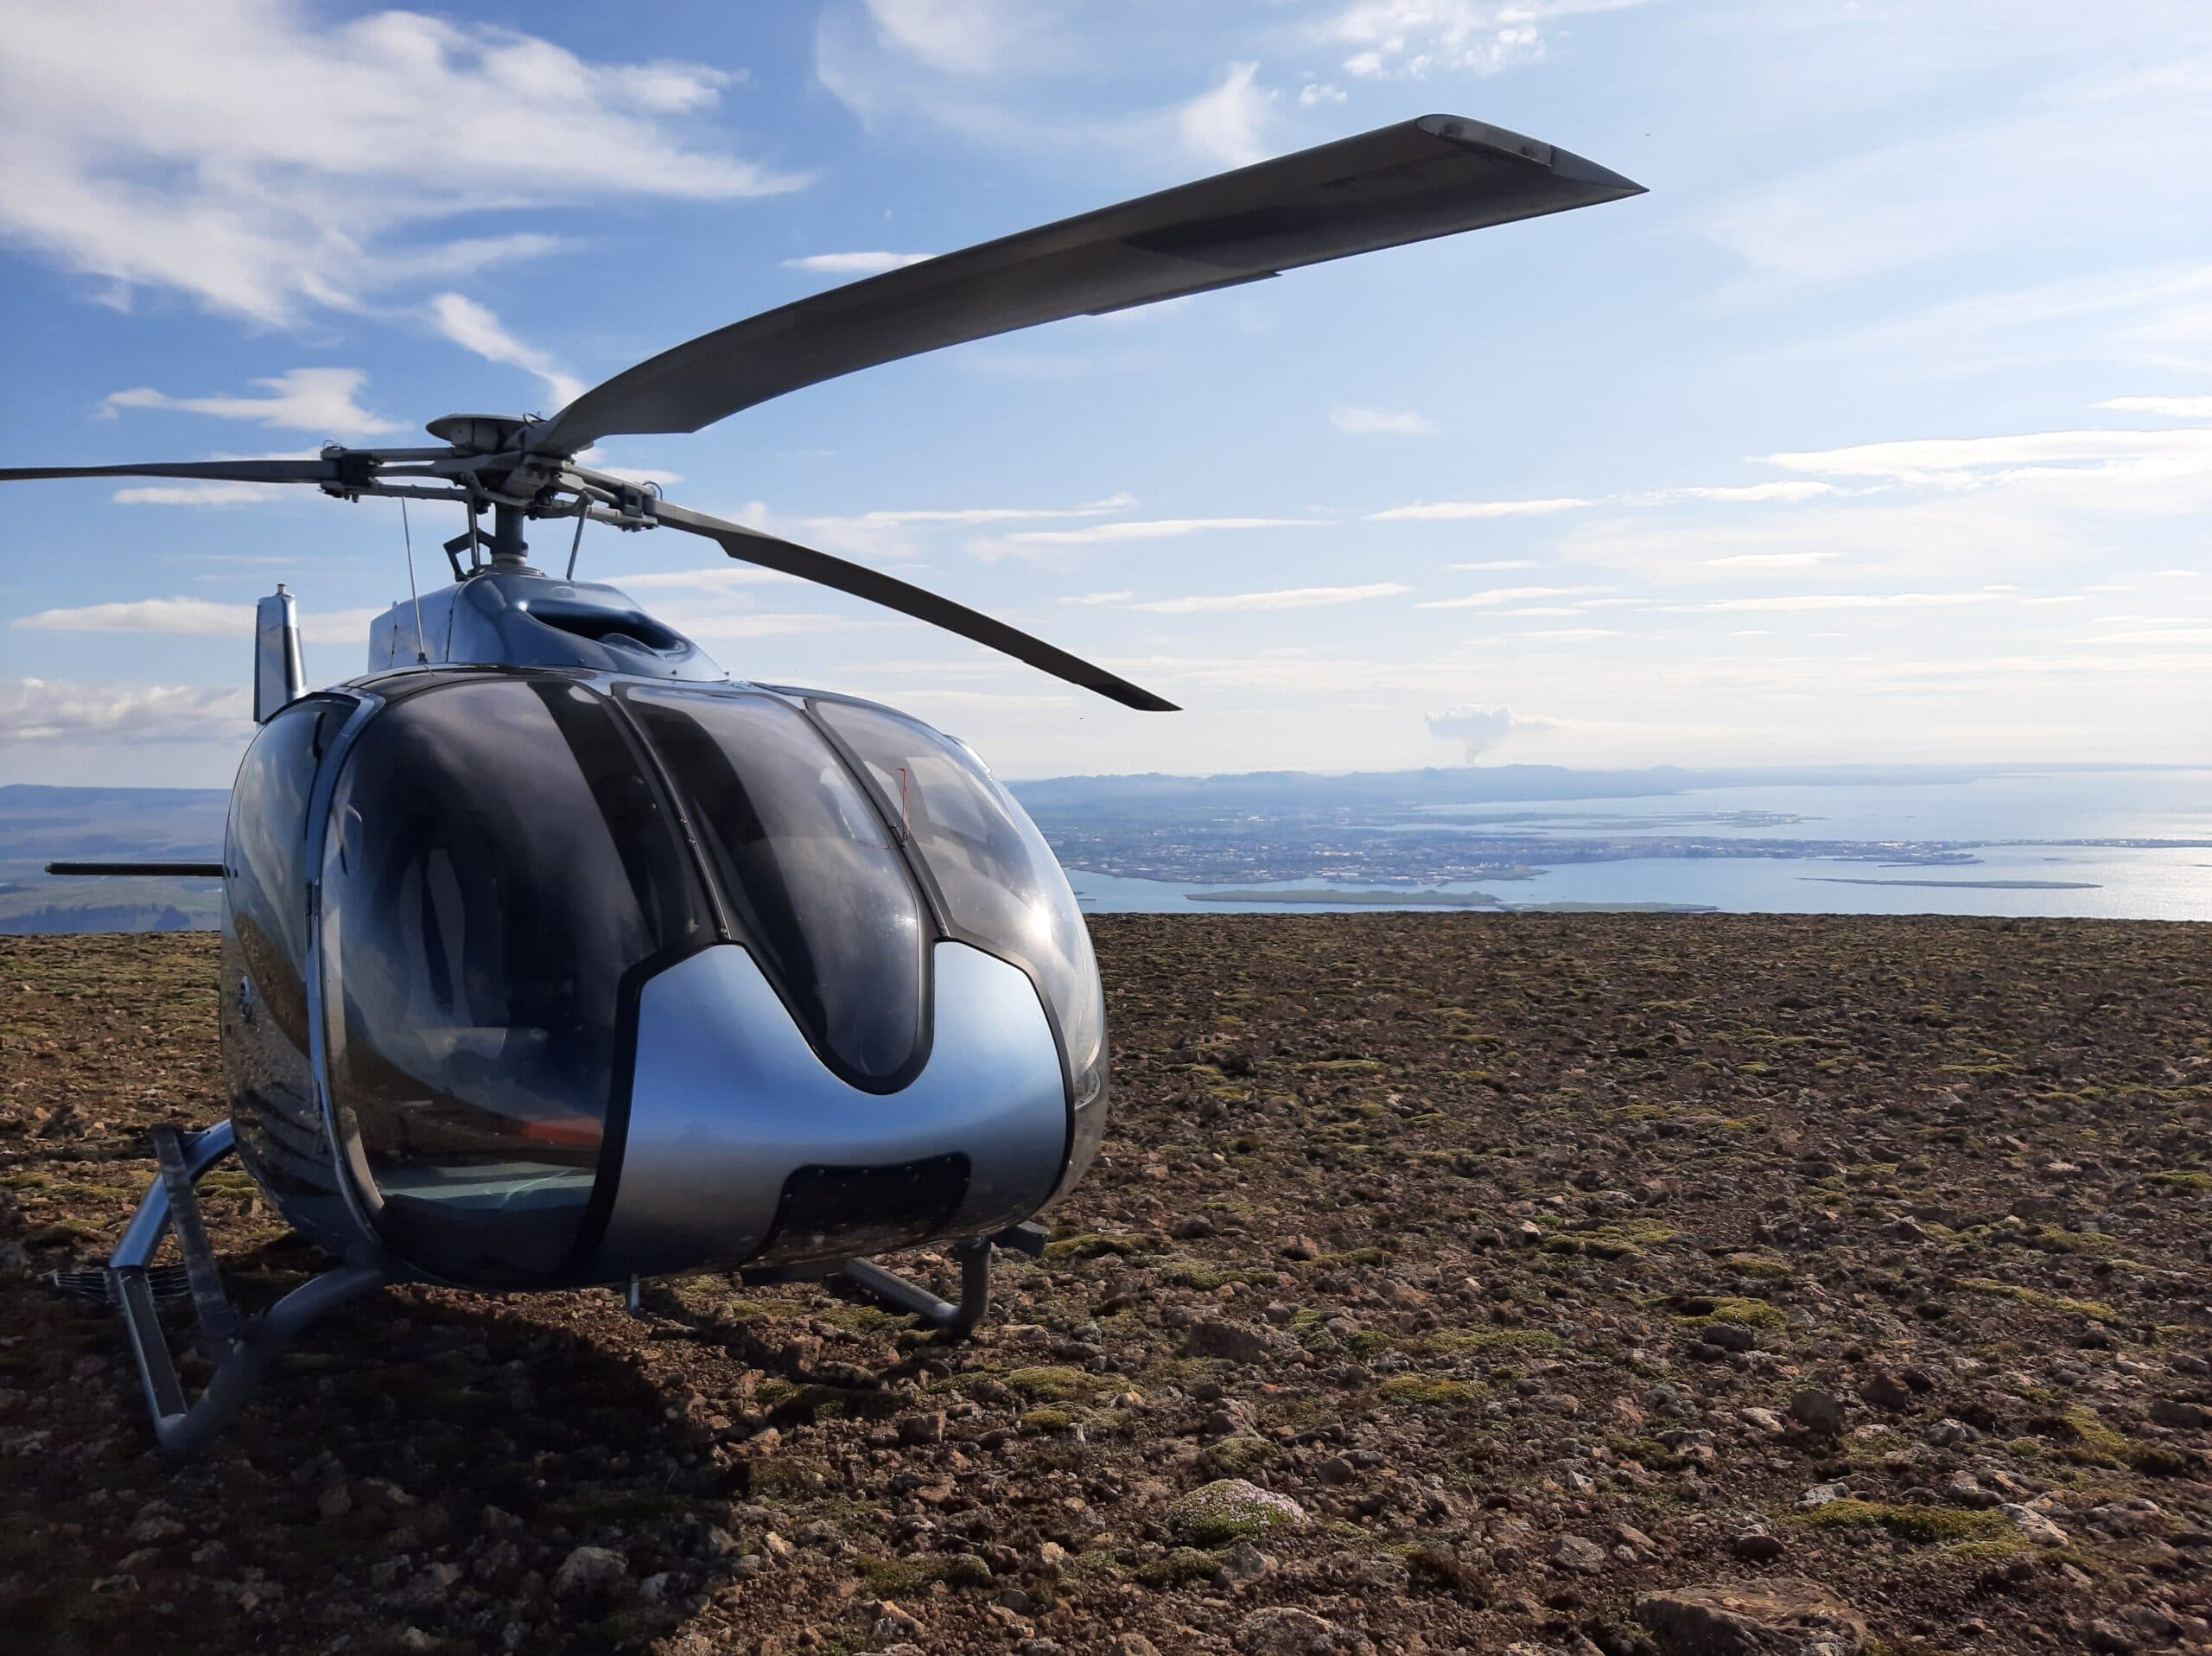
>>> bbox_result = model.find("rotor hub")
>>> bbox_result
[424,413,542,455]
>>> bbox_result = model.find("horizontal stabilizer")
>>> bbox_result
[47,862,224,878]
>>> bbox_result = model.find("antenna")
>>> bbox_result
[400,500,429,665]
[566,502,587,581]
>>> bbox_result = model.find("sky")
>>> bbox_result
[1,0,2208,787]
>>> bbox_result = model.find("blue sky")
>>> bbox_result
[2,0,2208,786]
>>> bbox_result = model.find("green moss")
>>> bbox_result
[1165,1479,1306,1546]
[1001,1366,1115,1402]
[1796,1499,2009,1545]
[1308,1246,1393,1269]
[1134,1548,1221,1588]
[1676,1296,1789,1331]
[1020,1407,1076,1434]
[2145,1170,2212,1191]
[1296,1058,1387,1074]
[1199,1436,1274,1475]
[1959,1277,2118,1320]
[1419,1328,1563,1356]
[1374,1374,1484,1409]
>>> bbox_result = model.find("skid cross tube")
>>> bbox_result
[831,1221,1049,1339]
[106,1120,385,1457]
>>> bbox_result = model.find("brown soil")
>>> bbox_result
[1,917,2208,1655]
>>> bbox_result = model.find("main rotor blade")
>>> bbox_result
[0,458,341,485]
[535,115,1643,453]
[651,499,1179,713]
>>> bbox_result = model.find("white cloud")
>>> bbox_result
[0,1,802,325]
[1703,55,2212,295]
[115,481,293,507]
[1178,61,1274,168]
[1297,81,1347,107]
[1418,584,1609,609]
[1704,552,1837,570]
[1424,703,1554,761]
[1448,558,1539,570]
[1131,582,1410,615]
[1312,0,1632,80]
[1332,405,1437,436]
[2097,395,2212,417]
[1638,481,1846,505]
[1370,497,1587,521]
[861,0,1029,74]
[98,367,402,438]
[1664,590,2014,615]
[0,678,248,743]
[429,292,588,412]
[802,493,1138,560]
[1059,590,1135,606]
[782,252,938,276]
[14,596,381,643]
[1764,426,2212,485]
[971,516,1320,557]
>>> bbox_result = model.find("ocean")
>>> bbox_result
[1064,766,2212,922]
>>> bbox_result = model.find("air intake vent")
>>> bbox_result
[524,601,683,654]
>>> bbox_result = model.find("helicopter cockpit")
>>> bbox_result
[225,668,1105,1291]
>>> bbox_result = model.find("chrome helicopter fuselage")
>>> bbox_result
[219,567,1106,1295]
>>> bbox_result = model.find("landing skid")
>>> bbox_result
[833,1221,1048,1337]
[59,1122,1052,1455]
[63,1121,385,1459]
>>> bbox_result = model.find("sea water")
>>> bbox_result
[1063,767,2212,922]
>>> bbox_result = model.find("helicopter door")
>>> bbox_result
[319,675,709,1284]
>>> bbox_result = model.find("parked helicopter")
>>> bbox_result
[10,115,1643,1453]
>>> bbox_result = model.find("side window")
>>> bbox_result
[227,697,346,1051]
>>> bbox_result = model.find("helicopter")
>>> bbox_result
[8,115,1643,1455]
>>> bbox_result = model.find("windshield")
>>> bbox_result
[321,675,708,1283]
[624,686,927,1087]
[808,697,1104,1105]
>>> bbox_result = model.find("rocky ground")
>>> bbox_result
[2,916,2209,1656]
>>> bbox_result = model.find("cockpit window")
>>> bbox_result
[624,687,927,1088]
[321,676,708,1283]
[807,698,1104,1114]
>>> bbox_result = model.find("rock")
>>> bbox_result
[1106,1639,1161,1656]
[1786,1390,1845,1436]
[1236,1606,1345,1653]
[1550,1533,1609,1574]
[1213,1540,1276,1588]
[553,1545,626,1597]
[315,1483,353,1520]
[1166,1479,1307,1545]
[1612,1523,1660,1559]
[1637,1577,1867,1655]
[1281,1236,1321,1261]
[1732,1530,1788,1562]
[1701,1323,1760,1353]
[1859,1371,1912,1413]
[2001,1503,2070,1547]
[2148,1399,2207,1430]
[1741,1406,1787,1434]
[1181,1320,1282,1364]
[898,1411,948,1445]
